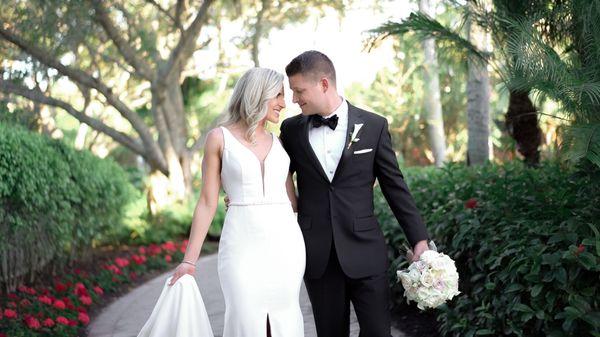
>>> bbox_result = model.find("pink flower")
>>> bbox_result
[38,295,53,305]
[115,257,130,268]
[138,246,147,255]
[79,295,92,306]
[105,264,122,275]
[19,299,32,307]
[56,316,69,325]
[74,282,88,296]
[78,312,90,325]
[24,316,41,329]
[165,255,172,263]
[43,318,55,327]
[93,286,104,295]
[68,318,78,326]
[465,198,478,209]
[18,285,36,295]
[53,300,66,310]
[3,308,17,319]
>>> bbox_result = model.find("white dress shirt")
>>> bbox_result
[309,98,348,181]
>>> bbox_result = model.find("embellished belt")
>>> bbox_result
[228,200,291,206]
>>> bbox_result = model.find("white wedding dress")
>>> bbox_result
[138,127,305,337]
[218,126,306,336]
[137,274,213,337]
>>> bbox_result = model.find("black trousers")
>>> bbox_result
[304,242,392,337]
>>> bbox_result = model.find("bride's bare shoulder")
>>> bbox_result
[204,127,225,152]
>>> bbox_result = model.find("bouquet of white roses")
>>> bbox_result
[397,241,460,310]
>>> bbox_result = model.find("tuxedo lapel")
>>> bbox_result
[332,104,364,184]
[299,116,330,183]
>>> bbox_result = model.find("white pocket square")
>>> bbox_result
[353,148,373,154]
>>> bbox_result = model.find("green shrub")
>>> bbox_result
[121,191,225,246]
[378,161,600,337]
[0,123,134,290]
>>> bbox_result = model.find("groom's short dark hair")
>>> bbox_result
[286,50,337,86]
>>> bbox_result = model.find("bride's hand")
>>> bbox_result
[168,262,196,286]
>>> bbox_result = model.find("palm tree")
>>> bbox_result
[369,0,600,169]
[419,0,448,167]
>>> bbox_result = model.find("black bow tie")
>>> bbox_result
[311,114,339,130]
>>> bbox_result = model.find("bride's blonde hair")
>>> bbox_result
[220,67,284,143]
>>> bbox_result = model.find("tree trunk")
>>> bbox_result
[251,0,271,67]
[466,1,492,165]
[144,73,194,212]
[419,0,447,167]
[505,90,542,166]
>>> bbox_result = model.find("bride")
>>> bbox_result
[166,67,306,336]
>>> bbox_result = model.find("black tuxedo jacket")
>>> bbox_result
[280,103,429,279]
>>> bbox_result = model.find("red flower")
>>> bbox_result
[56,316,69,325]
[18,285,36,295]
[106,264,122,275]
[138,246,147,255]
[114,257,130,268]
[54,282,68,293]
[74,282,88,296]
[53,300,66,310]
[77,306,87,313]
[465,198,478,209]
[148,244,162,256]
[7,302,16,308]
[576,244,585,255]
[7,293,19,300]
[43,318,55,327]
[79,295,92,306]
[19,299,32,307]
[93,286,104,295]
[129,271,137,280]
[132,254,147,265]
[38,295,53,305]
[165,255,172,263]
[0,333,6,337]
[68,318,78,326]
[24,316,41,329]
[3,308,17,319]
[78,312,90,325]
[161,241,177,252]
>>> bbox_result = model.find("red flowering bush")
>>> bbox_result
[0,240,187,336]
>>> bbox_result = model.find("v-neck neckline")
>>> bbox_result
[222,126,274,197]
[222,126,275,165]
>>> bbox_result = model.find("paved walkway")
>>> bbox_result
[88,254,405,337]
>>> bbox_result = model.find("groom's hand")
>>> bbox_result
[411,240,429,262]
[223,195,230,209]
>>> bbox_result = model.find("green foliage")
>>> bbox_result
[377,162,600,336]
[0,123,134,288]
[119,189,226,246]
[368,0,600,169]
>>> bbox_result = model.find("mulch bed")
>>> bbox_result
[392,303,442,337]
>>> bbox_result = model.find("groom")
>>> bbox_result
[279,50,430,337]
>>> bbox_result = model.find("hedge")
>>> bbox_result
[378,161,600,337]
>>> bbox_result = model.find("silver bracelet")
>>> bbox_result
[182,260,196,267]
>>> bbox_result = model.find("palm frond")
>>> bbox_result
[366,12,488,65]
[561,123,600,168]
